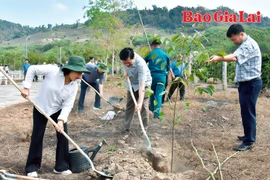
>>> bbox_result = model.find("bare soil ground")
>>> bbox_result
[0,76,270,180]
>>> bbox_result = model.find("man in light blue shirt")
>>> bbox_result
[208,24,262,151]
[119,47,152,134]
[22,59,31,80]
[167,54,186,101]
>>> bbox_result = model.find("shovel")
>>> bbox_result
[80,79,125,111]
[0,68,113,178]
[126,77,151,150]
[0,170,48,180]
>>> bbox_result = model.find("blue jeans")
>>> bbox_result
[78,80,101,111]
[238,78,262,146]
[150,74,166,117]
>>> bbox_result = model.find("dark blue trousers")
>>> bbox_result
[238,78,262,146]
[78,80,101,111]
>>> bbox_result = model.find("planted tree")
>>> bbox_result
[140,25,215,172]
[84,0,133,76]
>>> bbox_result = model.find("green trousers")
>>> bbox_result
[149,74,166,117]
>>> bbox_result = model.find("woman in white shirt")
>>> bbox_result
[21,56,90,178]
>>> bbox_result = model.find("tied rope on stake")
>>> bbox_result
[126,77,151,150]
[0,68,113,178]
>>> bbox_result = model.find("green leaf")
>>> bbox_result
[145,88,154,97]
[161,62,166,70]
[117,82,123,87]
[188,75,194,82]
[180,79,188,87]
[152,34,159,39]
[175,116,181,121]
[108,146,117,152]
[176,62,181,66]
[217,50,227,57]
[167,47,173,55]
[173,77,180,82]
[190,74,199,84]
[160,37,166,44]
[208,84,215,92]
[195,87,204,95]
[184,69,190,76]
[154,100,158,106]
[184,102,190,109]
[204,87,213,96]
[172,34,180,42]
[159,112,164,122]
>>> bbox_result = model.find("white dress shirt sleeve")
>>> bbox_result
[22,65,57,88]
[57,84,78,123]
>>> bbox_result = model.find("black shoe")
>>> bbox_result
[233,143,252,151]
[237,135,245,141]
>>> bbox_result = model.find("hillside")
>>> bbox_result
[1,4,270,43]
[0,20,37,42]
[0,27,91,47]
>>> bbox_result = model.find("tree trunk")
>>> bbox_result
[112,49,115,77]
[105,50,109,82]
[222,62,227,90]
[188,55,192,74]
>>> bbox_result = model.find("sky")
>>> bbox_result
[0,0,269,27]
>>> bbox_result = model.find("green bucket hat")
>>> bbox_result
[97,63,109,73]
[61,56,90,73]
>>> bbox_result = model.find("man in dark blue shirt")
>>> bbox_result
[78,63,108,114]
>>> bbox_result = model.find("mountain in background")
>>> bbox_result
[0,5,270,42]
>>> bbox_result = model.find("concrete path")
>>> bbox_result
[0,81,42,108]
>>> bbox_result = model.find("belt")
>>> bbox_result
[238,77,261,85]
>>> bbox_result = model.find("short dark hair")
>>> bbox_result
[89,56,94,60]
[226,24,245,37]
[151,39,161,46]
[62,68,71,76]
[119,47,135,61]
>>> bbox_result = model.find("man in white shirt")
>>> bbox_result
[119,47,152,134]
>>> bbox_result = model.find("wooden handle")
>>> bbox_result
[126,77,151,150]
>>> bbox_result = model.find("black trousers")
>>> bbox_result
[25,107,69,173]
[167,77,185,100]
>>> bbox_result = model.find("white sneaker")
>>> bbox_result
[93,106,102,110]
[53,169,72,175]
[27,171,38,177]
